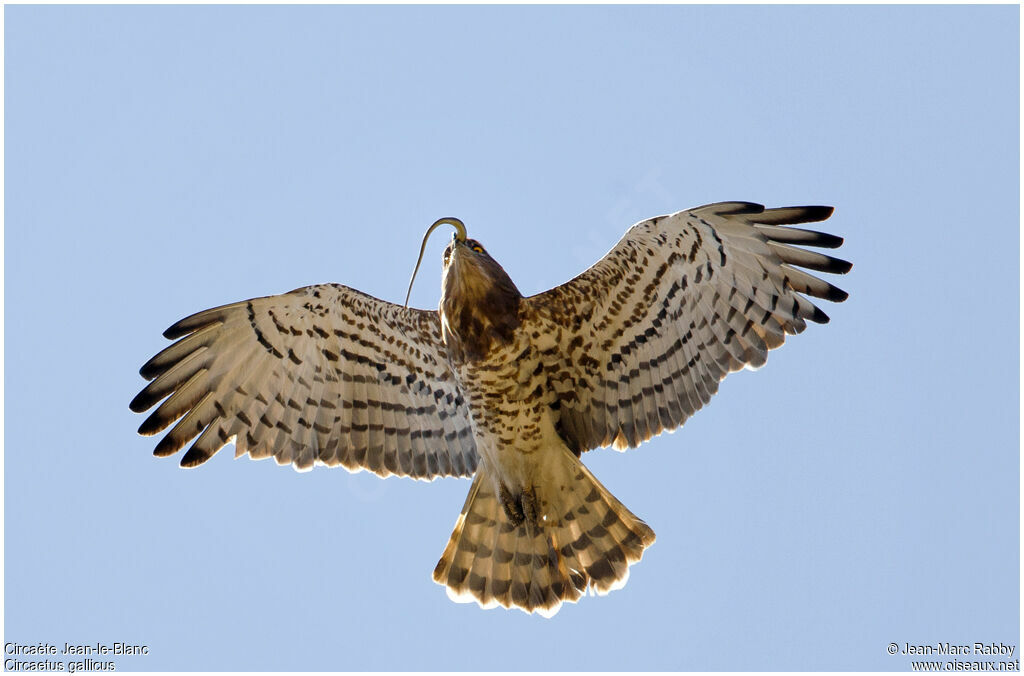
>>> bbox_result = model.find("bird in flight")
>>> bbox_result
[131,201,850,617]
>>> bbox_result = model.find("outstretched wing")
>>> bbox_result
[524,201,851,454]
[130,283,478,479]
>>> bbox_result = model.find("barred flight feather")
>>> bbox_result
[527,201,850,456]
[131,284,478,479]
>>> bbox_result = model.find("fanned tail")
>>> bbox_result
[432,449,655,617]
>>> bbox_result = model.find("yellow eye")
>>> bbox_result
[471,245,484,253]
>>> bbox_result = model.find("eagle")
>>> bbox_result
[130,201,850,617]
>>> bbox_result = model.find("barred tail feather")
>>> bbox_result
[433,451,655,617]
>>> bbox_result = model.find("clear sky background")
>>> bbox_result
[5,5,1019,671]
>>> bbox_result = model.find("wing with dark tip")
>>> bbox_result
[131,283,478,479]
[523,201,851,454]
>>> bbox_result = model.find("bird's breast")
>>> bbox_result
[440,292,521,365]
[451,330,557,487]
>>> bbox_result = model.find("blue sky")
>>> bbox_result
[5,4,1018,671]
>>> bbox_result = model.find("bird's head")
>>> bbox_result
[440,236,520,305]
[405,218,521,309]
[405,217,522,362]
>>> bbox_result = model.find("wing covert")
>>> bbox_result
[131,283,478,479]
[523,201,851,454]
